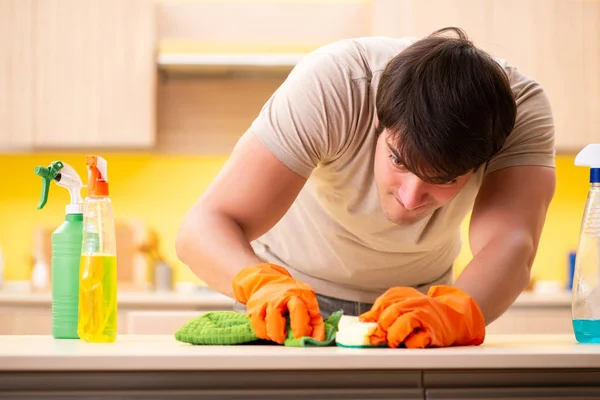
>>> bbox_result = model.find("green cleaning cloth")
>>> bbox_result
[175,310,343,347]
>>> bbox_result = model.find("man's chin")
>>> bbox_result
[383,207,433,226]
[386,214,423,226]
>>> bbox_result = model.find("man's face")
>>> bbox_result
[373,128,473,226]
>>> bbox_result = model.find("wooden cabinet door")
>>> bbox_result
[12,308,52,335]
[125,310,207,334]
[486,307,573,335]
[486,0,600,153]
[0,0,35,150]
[426,387,600,399]
[0,310,16,334]
[32,0,156,149]
[370,0,488,42]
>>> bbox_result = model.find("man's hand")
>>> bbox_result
[232,263,325,344]
[359,286,485,348]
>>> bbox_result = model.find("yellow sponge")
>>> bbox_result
[335,315,385,348]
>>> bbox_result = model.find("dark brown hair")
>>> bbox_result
[375,27,517,184]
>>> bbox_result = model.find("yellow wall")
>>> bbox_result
[0,153,589,286]
[0,153,228,283]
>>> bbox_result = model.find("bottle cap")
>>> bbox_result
[66,204,83,215]
[575,144,600,183]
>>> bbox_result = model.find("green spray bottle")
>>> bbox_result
[35,160,84,339]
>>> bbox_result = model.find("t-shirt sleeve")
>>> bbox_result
[484,66,556,176]
[248,52,353,179]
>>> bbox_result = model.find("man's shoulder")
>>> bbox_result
[493,57,545,103]
[302,36,418,79]
[311,36,418,55]
[484,58,556,174]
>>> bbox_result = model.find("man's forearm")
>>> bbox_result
[453,233,534,325]
[176,210,265,298]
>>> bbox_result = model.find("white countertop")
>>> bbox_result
[2,334,599,371]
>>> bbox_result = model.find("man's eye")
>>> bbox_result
[438,179,458,187]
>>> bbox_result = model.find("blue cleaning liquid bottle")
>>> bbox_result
[572,144,600,343]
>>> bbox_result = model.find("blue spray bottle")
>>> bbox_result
[572,144,600,343]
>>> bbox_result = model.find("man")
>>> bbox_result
[176,27,556,348]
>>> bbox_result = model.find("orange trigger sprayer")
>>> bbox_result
[85,155,109,197]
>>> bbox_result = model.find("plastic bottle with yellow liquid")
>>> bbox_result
[77,155,118,343]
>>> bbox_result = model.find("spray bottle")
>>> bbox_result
[77,155,118,343]
[35,160,84,339]
[572,144,600,343]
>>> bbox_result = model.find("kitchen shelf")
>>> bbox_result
[157,52,306,76]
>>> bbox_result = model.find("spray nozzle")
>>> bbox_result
[34,160,84,214]
[34,161,64,209]
[575,144,600,183]
[575,144,600,167]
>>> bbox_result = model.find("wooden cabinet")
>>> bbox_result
[426,388,600,399]
[0,302,570,335]
[0,307,182,335]
[12,309,51,335]
[484,0,600,153]
[425,370,600,399]
[0,0,156,151]
[126,310,206,334]
[370,0,488,40]
[125,306,574,335]
[0,291,234,335]
[0,310,15,334]
[486,306,573,335]
[0,307,51,335]
[156,0,370,54]
[3,0,598,152]
[0,0,35,151]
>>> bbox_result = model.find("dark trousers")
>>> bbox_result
[233,292,374,319]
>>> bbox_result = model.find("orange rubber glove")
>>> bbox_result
[232,263,325,344]
[359,285,485,348]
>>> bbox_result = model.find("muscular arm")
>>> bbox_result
[453,165,556,324]
[175,129,307,298]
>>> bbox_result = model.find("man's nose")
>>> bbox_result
[397,176,429,210]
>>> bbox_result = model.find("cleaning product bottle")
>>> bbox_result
[35,160,84,339]
[572,144,600,343]
[77,155,118,343]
